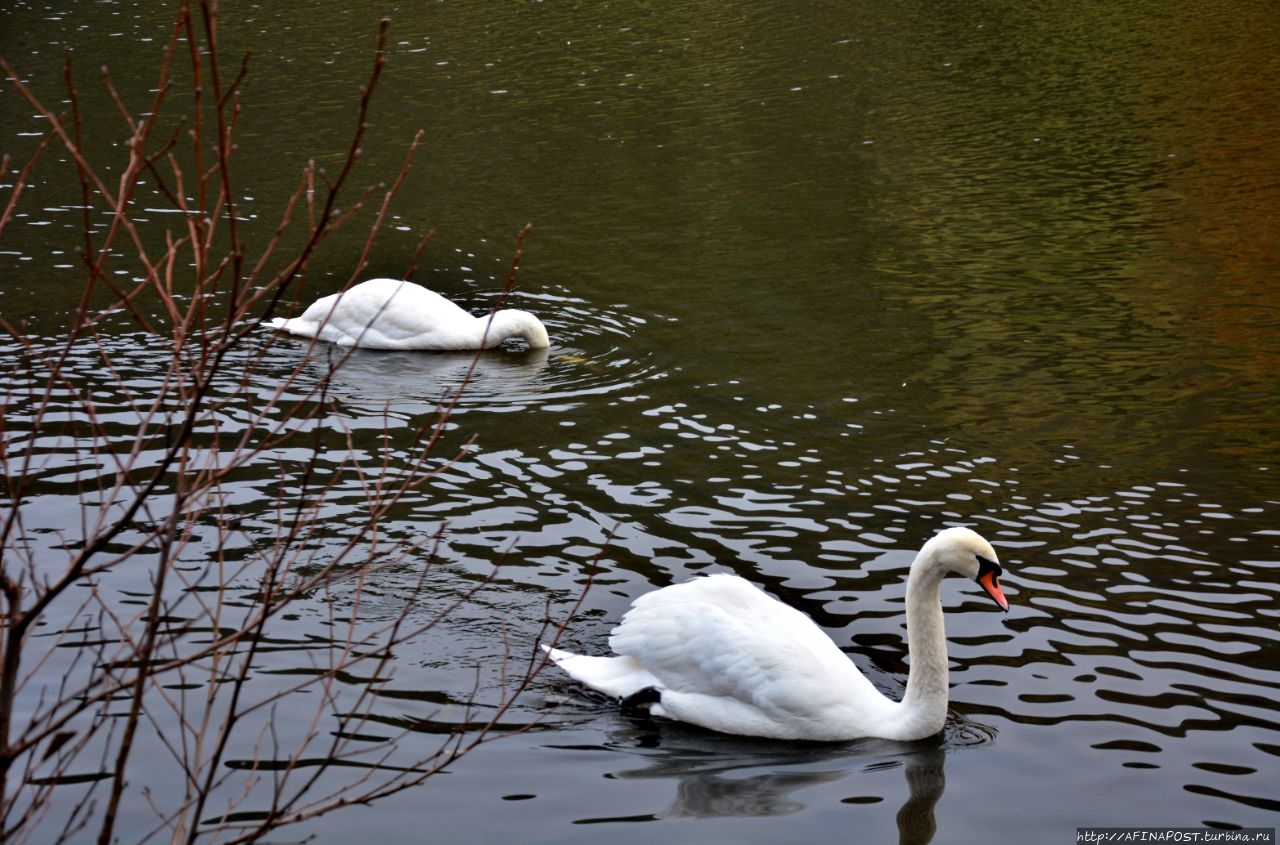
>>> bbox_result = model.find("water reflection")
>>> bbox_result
[564,717,950,845]
[276,341,552,413]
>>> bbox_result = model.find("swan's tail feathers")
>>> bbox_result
[267,316,321,340]
[539,644,660,700]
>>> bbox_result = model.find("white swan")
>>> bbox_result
[543,527,1009,742]
[267,278,550,351]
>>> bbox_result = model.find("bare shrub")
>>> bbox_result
[0,5,570,843]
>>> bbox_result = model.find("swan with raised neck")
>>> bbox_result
[543,526,1008,742]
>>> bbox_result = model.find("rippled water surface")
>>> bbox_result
[2,1,1278,842]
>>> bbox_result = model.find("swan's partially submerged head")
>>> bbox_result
[925,526,1009,612]
[488,309,551,350]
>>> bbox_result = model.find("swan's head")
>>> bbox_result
[488,309,551,350]
[924,527,1009,612]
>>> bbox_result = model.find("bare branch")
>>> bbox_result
[0,10,584,845]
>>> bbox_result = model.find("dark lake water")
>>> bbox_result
[2,1,1278,842]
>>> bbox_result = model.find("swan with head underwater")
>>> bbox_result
[267,278,550,351]
[543,526,1010,742]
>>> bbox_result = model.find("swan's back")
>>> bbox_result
[270,279,477,349]
[611,575,855,694]
[554,574,894,740]
[268,278,549,350]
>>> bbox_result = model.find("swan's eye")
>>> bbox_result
[977,555,1002,578]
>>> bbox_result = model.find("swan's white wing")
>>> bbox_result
[608,574,885,735]
[329,281,477,349]
[270,280,483,349]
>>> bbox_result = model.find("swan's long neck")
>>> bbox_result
[896,551,950,737]
[482,309,550,349]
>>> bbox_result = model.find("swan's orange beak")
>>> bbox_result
[977,568,1009,612]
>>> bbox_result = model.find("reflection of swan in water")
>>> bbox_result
[268,279,550,350]
[303,345,550,410]
[896,745,946,845]
[571,720,849,821]
[566,717,949,843]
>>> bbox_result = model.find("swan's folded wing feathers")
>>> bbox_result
[610,601,772,698]
[301,280,468,348]
[608,574,875,724]
[367,285,454,338]
[335,287,431,345]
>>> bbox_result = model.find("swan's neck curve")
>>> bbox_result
[482,309,550,349]
[896,551,950,738]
